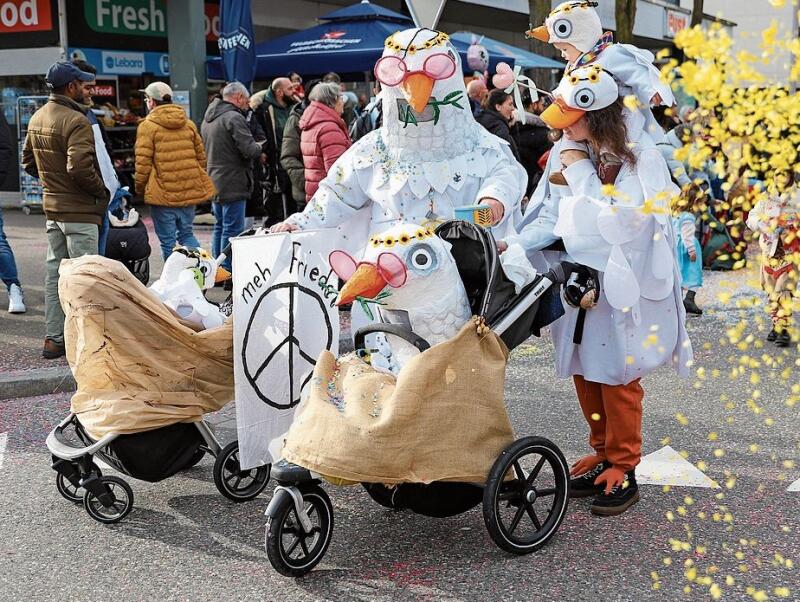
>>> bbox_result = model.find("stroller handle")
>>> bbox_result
[545,261,579,286]
[353,324,432,354]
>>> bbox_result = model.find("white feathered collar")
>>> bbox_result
[350,125,508,199]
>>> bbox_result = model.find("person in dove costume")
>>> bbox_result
[522,0,674,224]
[271,28,526,251]
[500,66,692,516]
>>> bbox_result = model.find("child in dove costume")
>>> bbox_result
[273,28,526,255]
[522,0,674,224]
[501,66,692,517]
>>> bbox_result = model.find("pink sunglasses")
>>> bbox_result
[374,53,457,87]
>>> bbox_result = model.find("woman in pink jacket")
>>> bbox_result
[299,82,351,202]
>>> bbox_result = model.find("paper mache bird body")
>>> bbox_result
[330,223,471,372]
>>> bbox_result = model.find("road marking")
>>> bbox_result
[788,479,800,492]
[637,445,717,488]
[0,432,7,471]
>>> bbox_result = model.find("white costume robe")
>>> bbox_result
[285,88,526,257]
[505,114,692,386]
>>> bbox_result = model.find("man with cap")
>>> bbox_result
[135,81,215,260]
[22,61,109,359]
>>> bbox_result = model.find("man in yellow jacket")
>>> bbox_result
[135,82,215,260]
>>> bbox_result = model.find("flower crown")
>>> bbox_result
[384,30,449,55]
[550,1,598,17]
[369,228,435,248]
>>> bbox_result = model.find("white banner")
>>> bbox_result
[233,231,340,469]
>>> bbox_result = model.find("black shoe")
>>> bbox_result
[590,470,639,516]
[775,331,791,348]
[767,329,778,342]
[683,291,702,315]
[569,460,610,498]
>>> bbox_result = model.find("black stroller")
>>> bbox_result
[263,220,576,576]
[103,189,151,284]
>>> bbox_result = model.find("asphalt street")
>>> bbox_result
[0,210,798,600]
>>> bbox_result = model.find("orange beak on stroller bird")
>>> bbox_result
[526,25,550,43]
[335,263,388,306]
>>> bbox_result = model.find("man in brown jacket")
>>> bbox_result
[22,61,109,358]
[135,81,215,260]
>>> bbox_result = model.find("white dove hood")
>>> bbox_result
[507,110,692,385]
[286,28,526,256]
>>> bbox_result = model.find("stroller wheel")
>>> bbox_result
[213,441,271,502]
[483,436,569,555]
[83,476,134,524]
[55,463,102,504]
[265,485,334,577]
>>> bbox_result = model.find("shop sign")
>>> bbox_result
[91,80,117,99]
[665,8,689,39]
[0,0,51,32]
[101,50,145,74]
[82,0,218,40]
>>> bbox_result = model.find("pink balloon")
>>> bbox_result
[492,62,515,89]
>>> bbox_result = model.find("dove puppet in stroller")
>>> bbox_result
[46,243,270,524]
[263,220,579,577]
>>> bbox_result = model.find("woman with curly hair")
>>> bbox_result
[499,66,692,516]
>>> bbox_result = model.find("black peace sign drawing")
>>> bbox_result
[242,282,334,409]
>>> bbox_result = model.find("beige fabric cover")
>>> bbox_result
[59,256,234,439]
[282,320,514,485]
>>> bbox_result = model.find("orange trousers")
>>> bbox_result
[573,375,644,472]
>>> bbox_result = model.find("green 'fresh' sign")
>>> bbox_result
[85,0,168,37]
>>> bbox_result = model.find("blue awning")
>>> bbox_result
[207,1,514,80]
[451,31,565,70]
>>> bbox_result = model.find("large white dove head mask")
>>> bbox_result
[527,1,602,54]
[376,28,468,129]
[540,64,619,130]
[330,223,463,316]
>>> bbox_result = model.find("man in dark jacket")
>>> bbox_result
[201,81,263,271]
[22,61,109,358]
[0,111,26,315]
[262,78,298,221]
[280,79,320,213]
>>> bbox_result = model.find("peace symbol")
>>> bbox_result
[241,282,334,409]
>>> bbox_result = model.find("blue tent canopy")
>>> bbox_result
[451,31,564,70]
[207,1,514,80]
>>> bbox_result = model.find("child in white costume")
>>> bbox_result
[499,66,691,517]
[522,1,674,223]
[271,28,526,256]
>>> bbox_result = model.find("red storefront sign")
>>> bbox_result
[0,0,52,33]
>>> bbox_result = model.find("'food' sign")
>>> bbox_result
[0,0,52,33]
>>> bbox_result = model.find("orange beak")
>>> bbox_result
[214,265,232,284]
[540,97,585,129]
[526,25,550,43]
[335,263,387,306]
[401,72,435,114]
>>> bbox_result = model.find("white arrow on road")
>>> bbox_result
[0,432,7,471]
[637,445,717,488]
[788,479,800,492]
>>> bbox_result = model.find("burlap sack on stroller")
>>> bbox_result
[59,256,234,440]
[282,320,515,485]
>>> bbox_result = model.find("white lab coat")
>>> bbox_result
[505,116,692,386]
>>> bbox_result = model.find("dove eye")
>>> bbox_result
[408,244,438,275]
[573,87,595,109]
[553,18,572,38]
